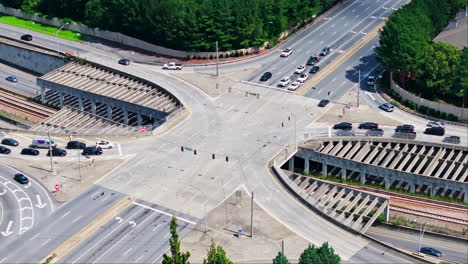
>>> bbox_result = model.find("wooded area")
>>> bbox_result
[1,0,340,52]
[377,0,467,106]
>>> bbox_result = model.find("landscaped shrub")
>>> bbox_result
[447,113,458,121]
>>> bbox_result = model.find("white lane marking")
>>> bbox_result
[61,210,71,218]
[102,195,111,202]
[0,200,3,226]
[200,199,208,207]
[118,144,122,156]
[0,176,34,234]
[340,81,347,87]
[23,182,31,189]
[91,229,133,263]
[134,255,143,263]
[128,221,136,228]
[41,239,51,246]
[115,217,123,223]
[29,233,40,240]
[319,40,324,44]
[123,248,133,256]
[1,220,13,236]
[35,194,47,208]
[133,202,196,225]
[331,77,337,82]
[163,232,170,238]
[0,257,6,263]
[366,92,376,100]
[152,224,160,232]
[72,216,82,223]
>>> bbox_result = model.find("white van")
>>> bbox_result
[31,137,56,149]
[380,103,394,112]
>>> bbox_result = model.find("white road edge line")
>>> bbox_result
[29,233,40,240]
[132,202,196,225]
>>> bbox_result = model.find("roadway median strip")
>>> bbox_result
[296,21,385,96]
[38,196,135,264]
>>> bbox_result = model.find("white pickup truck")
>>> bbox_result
[162,62,183,70]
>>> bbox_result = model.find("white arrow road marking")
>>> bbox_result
[365,92,376,100]
[115,217,123,223]
[35,195,47,208]
[0,189,5,195]
[24,182,31,189]
[1,221,13,236]
[128,221,136,228]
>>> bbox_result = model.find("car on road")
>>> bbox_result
[288,81,301,91]
[163,62,183,70]
[319,47,330,56]
[6,76,17,82]
[318,99,329,107]
[0,146,11,154]
[443,136,460,144]
[31,137,56,149]
[424,127,445,136]
[280,48,292,57]
[64,52,74,57]
[427,121,444,128]
[14,173,29,184]
[309,66,320,74]
[380,103,394,112]
[306,56,320,65]
[96,140,114,149]
[393,131,416,139]
[278,77,291,87]
[420,247,442,257]
[2,138,18,146]
[365,128,384,137]
[118,58,130,66]
[367,76,375,86]
[295,65,306,74]
[333,122,352,130]
[66,141,86,149]
[21,34,32,41]
[395,124,414,133]
[358,122,378,129]
[82,146,102,155]
[297,73,308,83]
[21,148,39,156]
[336,129,355,136]
[47,147,67,157]
[260,72,272,81]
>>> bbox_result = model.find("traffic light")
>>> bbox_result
[194,150,197,155]
[212,154,215,159]
[181,146,184,152]
[225,156,229,162]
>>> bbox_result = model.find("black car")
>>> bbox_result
[67,141,86,149]
[395,124,414,133]
[14,173,29,184]
[21,148,39,156]
[47,147,67,157]
[2,138,18,146]
[118,59,130,65]
[21,34,32,41]
[365,128,384,137]
[318,99,329,107]
[443,136,460,144]
[306,56,320,65]
[82,146,102,155]
[333,122,352,130]
[319,47,330,56]
[424,127,445,136]
[420,247,442,257]
[309,66,320,74]
[260,72,272,81]
[0,146,11,154]
[358,122,378,129]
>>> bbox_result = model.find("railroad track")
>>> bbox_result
[0,90,57,119]
[391,205,468,225]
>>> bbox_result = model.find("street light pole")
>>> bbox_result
[357,70,360,107]
[56,23,69,57]
[47,128,55,175]
[414,220,427,253]
[216,41,219,76]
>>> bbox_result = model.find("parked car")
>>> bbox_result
[66,141,86,149]
[47,147,67,157]
[358,122,378,129]
[297,73,308,83]
[14,173,29,184]
[367,76,375,86]
[2,138,18,146]
[395,125,414,133]
[443,136,460,144]
[424,127,445,136]
[280,48,292,57]
[96,140,113,149]
[295,65,306,74]
[6,76,17,82]
[427,121,445,128]
[318,99,329,107]
[82,146,102,155]
[0,146,11,154]
[118,58,130,66]
[260,72,272,81]
[393,131,416,139]
[21,34,32,41]
[365,128,384,137]
[278,77,291,87]
[309,66,320,74]
[306,56,320,65]
[420,247,442,257]
[336,129,355,136]
[21,148,39,156]
[319,47,330,56]
[380,103,394,112]
[333,122,352,130]
[288,81,301,91]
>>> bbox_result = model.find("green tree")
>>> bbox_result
[203,240,232,264]
[162,216,191,264]
[298,243,340,264]
[273,251,290,264]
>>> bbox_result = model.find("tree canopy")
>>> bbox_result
[203,240,233,264]
[162,216,191,264]
[273,251,290,264]
[298,242,340,264]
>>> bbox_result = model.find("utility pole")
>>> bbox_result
[47,128,55,175]
[281,240,284,254]
[55,23,69,57]
[216,41,219,76]
[78,149,82,183]
[250,191,254,237]
[204,203,207,233]
[357,70,360,107]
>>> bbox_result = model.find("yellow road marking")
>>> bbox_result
[367,231,468,253]
[296,21,385,96]
[39,196,135,264]
[75,137,94,144]
[1,131,8,137]
[51,137,67,143]
[12,133,32,141]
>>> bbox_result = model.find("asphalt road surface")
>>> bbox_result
[0,62,40,96]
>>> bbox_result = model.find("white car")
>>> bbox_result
[297,73,309,83]
[427,121,445,128]
[96,140,114,149]
[367,76,375,86]
[295,65,306,74]
[280,48,292,57]
[288,81,301,91]
[278,77,291,87]
[380,103,394,112]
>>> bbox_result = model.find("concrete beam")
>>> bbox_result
[344,142,362,160]
[423,149,445,176]
[352,144,371,162]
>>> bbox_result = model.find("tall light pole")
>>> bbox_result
[413,219,428,253]
[461,89,465,123]
[357,70,361,107]
[47,127,55,175]
[56,22,69,57]
[216,41,219,76]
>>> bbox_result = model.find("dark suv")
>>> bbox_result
[395,125,414,133]
[47,147,67,157]
[2,138,18,146]
[67,141,86,149]
[306,56,320,65]
[21,34,32,41]
[82,146,102,155]
[260,72,272,81]
[424,127,445,136]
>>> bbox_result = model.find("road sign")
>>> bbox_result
[54,184,60,190]
[184,147,193,151]
[140,126,146,132]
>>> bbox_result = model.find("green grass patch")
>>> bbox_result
[0,14,86,42]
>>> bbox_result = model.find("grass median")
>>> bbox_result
[0,14,86,41]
